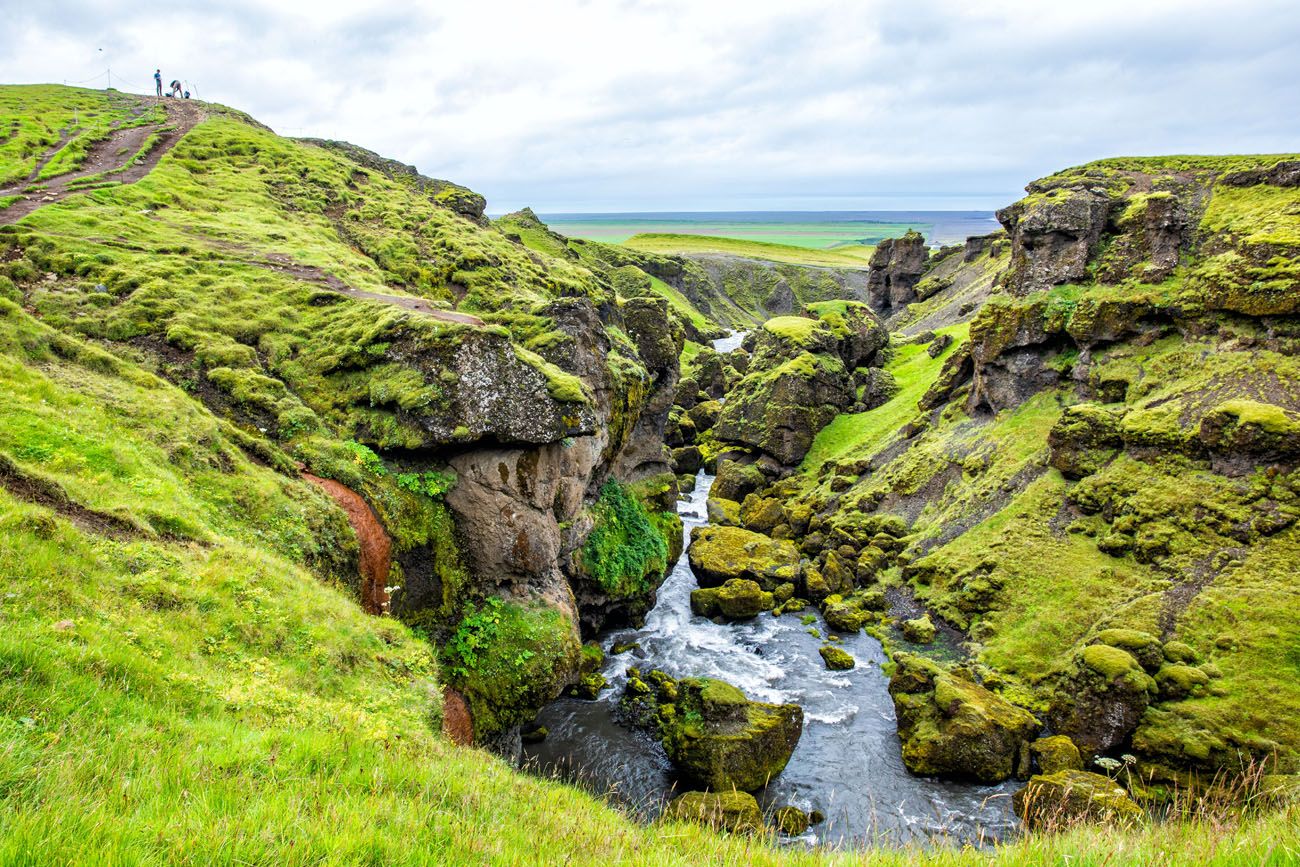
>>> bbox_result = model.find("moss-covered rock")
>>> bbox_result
[822,597,870,633]
[1155,664,1211,700]
[1198,400,1300,460]
[1093,629,1165,672]
[1031,735,1084,774]
[688,525,801,591]
[819,645,855,670]
[663,791,763,834]
[690,578,775,620]
[1048,404,1125,479]
[888,653,1040,783]
[659,677,803,793]
[1049,646,1155,756]
[902,615,937,644]
[705,497,742,527]
[740,496,787,534]
[711,460,767,503]
[771,805,811,836]
[1013,770,1144,830]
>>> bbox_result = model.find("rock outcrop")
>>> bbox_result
[866,230,928,311]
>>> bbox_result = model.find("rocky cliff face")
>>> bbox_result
[1,104,687,754]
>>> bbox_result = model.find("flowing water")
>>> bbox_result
[525,471,1019,847]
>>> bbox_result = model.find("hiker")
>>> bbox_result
[154,69,162,97]
[169,79,183,98]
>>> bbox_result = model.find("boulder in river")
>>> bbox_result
[663,791,763,834]
[889,653,1040,783]
[660,677,803,793]
[1013,769,1144,830]
[688,525,801,591]
[690,578,775,620]
[819,645,855,670]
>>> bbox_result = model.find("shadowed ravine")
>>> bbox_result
[524,469,1019,847]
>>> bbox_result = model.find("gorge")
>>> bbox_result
[0,84,1296,862]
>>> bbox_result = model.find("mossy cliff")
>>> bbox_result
[0,84,684,750]
[703,153,1300,789]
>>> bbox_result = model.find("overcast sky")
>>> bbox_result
[3,1,1298,212]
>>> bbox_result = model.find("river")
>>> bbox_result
[524,470,1019,847]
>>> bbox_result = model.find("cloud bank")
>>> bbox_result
[2,0,1298,211]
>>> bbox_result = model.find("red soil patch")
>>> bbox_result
[302,472,391,615]
[442,687,474,746]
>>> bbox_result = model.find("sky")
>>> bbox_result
[2,0,1299,213]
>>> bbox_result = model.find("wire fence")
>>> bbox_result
[60,69,198,99]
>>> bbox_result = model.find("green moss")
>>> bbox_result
[1081,644,1143,679]
[578,480,670,599]
[442,596,579,738]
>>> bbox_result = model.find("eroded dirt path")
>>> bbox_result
[259,252,485,326]
[0,98,204,224]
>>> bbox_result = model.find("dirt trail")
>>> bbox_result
[302,472,392,615]
[260,252,485,327]
[0,98,205,224]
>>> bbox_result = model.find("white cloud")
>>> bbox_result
[2,0,1297,211]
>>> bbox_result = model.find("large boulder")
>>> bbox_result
[711,460,766,502]
[688,525,801,591]
[889,654,1040,783]
[1048,645,1156,756]
[663,791,763,834]
[1013,770,1144,830]
[660,678,803,792]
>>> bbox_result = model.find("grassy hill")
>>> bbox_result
[0,84,1295,863]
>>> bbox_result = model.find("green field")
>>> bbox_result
[624,232,876,268]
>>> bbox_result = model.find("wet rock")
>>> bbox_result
[690,578,775,620]
[1013,770,1144,830]
[1031,735,1084,774]
[819,645,855,670]
[688,525,801,591]
[664,791,763,834]
[889,653,1040,783]
[671,445,703,475]
[659,678,803,793]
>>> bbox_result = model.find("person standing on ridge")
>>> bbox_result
[154,69,162,97]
